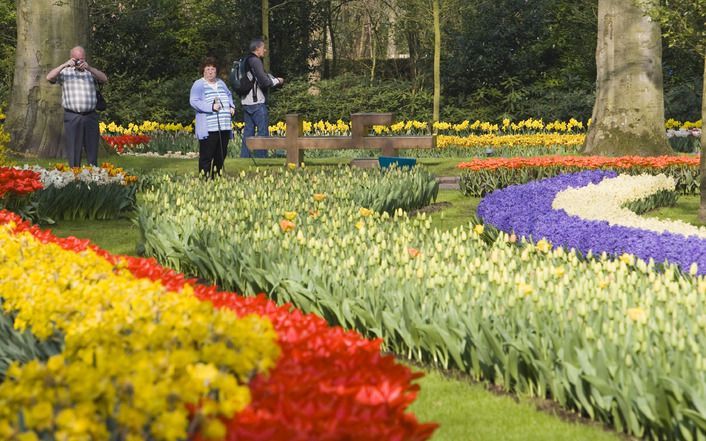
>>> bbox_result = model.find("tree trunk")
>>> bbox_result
[369,25,376,82]
[432,0,440,124]
[699,52,706,222]
[6,0,89,158]
[262,0,270,72]
[322,5,330,79]
[582,0,672,156]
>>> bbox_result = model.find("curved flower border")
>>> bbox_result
[553,173,706,239]
[0,210,436,441]
[477,170,706,275]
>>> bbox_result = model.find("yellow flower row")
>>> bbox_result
[100,117,702,137]
[100,120,195,135]
[666,118,703,130]
[436,133,585,148]
[0,225,280,441]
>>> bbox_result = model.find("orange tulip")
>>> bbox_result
[279,219,295,232]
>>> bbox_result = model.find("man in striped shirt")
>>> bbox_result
[47,46,108,167]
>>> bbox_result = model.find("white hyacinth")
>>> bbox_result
[553,173,706,239]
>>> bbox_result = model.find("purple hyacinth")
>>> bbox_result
[477,170,706,275]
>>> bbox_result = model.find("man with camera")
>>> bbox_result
[47,46,108,167]
[239,38,284,158]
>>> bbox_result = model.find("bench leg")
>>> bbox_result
[382,143,398,157]
[287,146,304,167]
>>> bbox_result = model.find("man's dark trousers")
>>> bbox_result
[63,110,99,167]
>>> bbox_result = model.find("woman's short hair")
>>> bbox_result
[200,56,219,75]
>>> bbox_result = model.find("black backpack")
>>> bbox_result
[229,54,255,97]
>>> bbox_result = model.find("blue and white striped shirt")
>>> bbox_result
[203,81,232,132]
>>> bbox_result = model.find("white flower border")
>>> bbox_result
[15,165,132,189]
[117,151,198,159]
[552,173,706,239]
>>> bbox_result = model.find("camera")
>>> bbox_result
[73,59,85,70]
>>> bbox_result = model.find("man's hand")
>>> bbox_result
[277,77,284,86]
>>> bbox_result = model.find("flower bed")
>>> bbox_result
[0,168,43,198]
[458,155,700,196]
[6,164,138,221]
[477,170,706,274]
[552,174,696,235]
[138,167,706,439]
[102,134,151,154]
[0,210,436,440]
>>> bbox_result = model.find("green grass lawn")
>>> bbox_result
[17,152,466,177]
[427,188,481,231]
[647,195,706,226]
[412,369,623,441]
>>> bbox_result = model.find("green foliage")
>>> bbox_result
[445,1,598,121]
[352,166,439,214]
[1,0,701,124]
[1,178,138,224]
[0,0,14,103]
[30,182,137,221]
[88,0,320,123]
[622,189,678,214]
[269,73,435,121]
[637,0,706,54]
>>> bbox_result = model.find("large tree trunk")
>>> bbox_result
[583,0,672,156]
[699,56,706,222]
[6,0,88,158]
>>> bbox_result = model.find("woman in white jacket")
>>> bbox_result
[190,56,235,177]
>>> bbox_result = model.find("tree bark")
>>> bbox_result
[432,0,440,124]
[6,0,89,158]
[583,0,672,156]
[699,52,706,222]
[262,0,270,72]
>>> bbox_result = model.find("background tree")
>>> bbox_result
[446,0,597,121]
[1,0,701,126]
[261,0,315,72]
[638,0,705,217]
[0,0,15,102]
[5,0,88,158]
[582,0,672,156]
[392,0,464,122]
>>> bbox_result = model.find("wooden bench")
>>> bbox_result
[245,113,436,166]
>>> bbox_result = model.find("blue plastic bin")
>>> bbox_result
[378,156,417,170]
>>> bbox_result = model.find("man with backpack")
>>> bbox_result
[233,38,284,158]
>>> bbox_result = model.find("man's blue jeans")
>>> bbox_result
[241,103,268,158]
